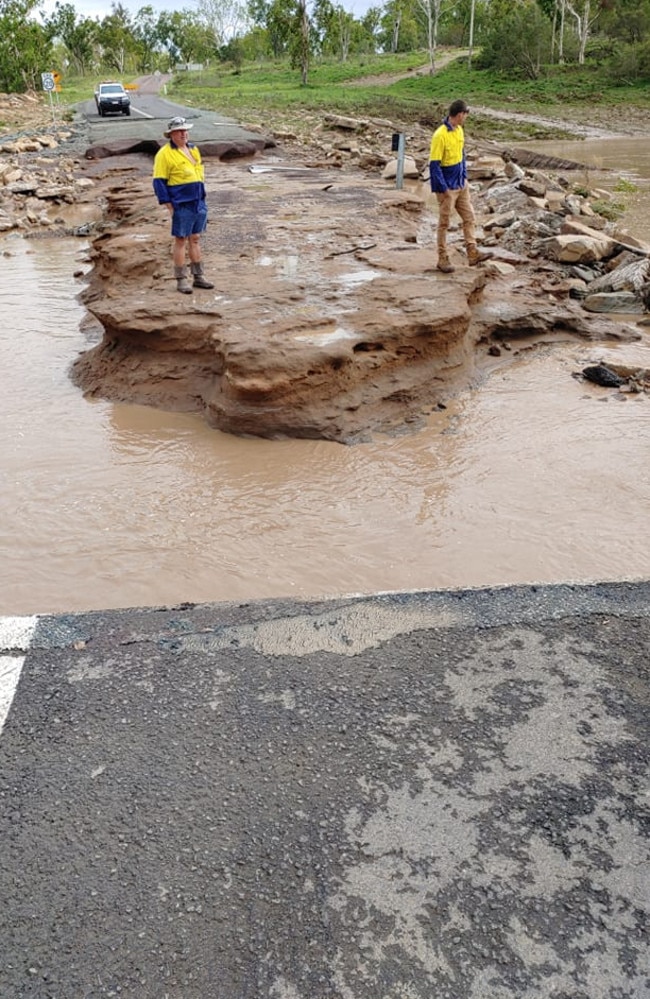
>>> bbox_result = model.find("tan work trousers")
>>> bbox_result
[436,184,477,253]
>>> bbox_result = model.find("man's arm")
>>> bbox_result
[429,126,450,193]
[153,147,173,206]
[429,160,448,193]
[153,178,171,203]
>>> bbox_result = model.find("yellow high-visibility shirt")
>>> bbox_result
[153,141,206,206]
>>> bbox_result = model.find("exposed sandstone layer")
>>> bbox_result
[84,135,271,162]
[71,138,643,443]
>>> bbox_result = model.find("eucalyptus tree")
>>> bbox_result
[247,0,312,77]
[247,0,295,57]
[293,0,310,83]
[157,8,219,64]
[544,0,603,64]
[414,0,448,72]
[359,5,381,52]
[132,5,163,72]
[0,0,52,91]
[313,0,355,60]
[334,6,355,60]
[599,0,650,80]
[97,2,136,74]
[194,0,250,45]
[238,23,270,61]
[564,0,598,63]
[467,0,477,68]
[477,0,553,78]
[552,0,567,62]
[599,0,650,43]
[379,0,422,53]
[43,0,97,75]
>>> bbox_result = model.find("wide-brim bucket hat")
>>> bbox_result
[164,116,193,137]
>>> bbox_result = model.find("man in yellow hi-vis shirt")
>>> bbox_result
[153,116,214,294]
[429,99,489,274]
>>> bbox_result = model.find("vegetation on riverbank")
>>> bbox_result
[34,47,648,148]
[166,51,650,141]
[3,0,650,141]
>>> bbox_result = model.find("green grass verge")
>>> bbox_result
[166,51,650,141]
[56,51,650,144]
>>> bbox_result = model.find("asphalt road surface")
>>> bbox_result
[1,581,649,998]
[79,77,261,147]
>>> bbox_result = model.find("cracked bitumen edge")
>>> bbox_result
[1,578,650,656]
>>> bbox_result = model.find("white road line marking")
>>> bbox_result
[0,616,39,650]
[0,616,39,735]
[0,657,26,734]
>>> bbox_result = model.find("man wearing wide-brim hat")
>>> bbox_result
[153,115,214,293]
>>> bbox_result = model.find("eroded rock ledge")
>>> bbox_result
[71,140,645,443]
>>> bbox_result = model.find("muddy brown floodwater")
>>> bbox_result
[2,136,650,615]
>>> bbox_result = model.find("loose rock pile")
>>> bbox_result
[268,109,650,317]
[0,90,52,132]
[0,93,94,235]
[0,133,95,234]
[469,156,650,316]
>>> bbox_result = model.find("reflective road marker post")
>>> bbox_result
[392,132,406,190]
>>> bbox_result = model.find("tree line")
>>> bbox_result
[1,0,649,94]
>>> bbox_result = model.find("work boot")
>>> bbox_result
[190,262,214,289]
[174,265,193,294]
[467,244,490,266]
[437,253,455,274]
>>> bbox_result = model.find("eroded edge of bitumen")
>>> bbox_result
[2,577,649,655]
[2,578,649,738]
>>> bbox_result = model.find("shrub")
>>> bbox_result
[606,41,650,83]
[591,199,625,220]
[614,178,638,193]
[476,1,552,80]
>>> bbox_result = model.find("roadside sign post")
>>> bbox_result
[41,72,57,124]
[53,71,62,107]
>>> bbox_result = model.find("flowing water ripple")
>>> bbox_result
[1,229,650,614]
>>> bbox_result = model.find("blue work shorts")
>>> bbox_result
[171,200,208,238]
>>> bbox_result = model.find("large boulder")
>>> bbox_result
[545,233,617,264]
[582,292,644,313]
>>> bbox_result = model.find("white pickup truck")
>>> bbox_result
[94,82,131,117]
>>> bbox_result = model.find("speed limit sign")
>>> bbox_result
[41,72,55,91]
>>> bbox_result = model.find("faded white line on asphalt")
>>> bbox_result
[0,616,38,735]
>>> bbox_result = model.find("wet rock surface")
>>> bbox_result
[579,361,650,391]
[69,126,647,443]
[1,92,649,441]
